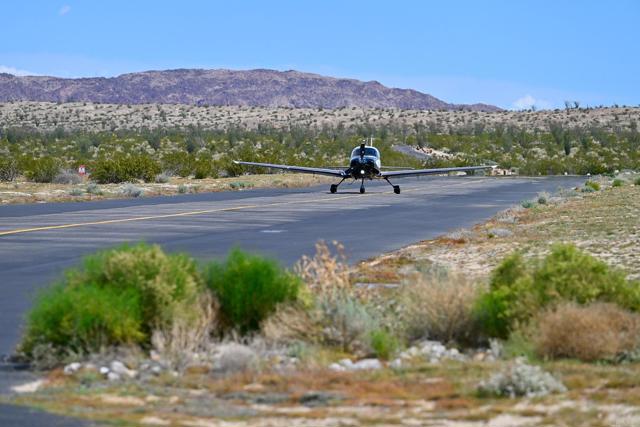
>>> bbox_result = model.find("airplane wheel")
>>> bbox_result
[360,187,365,194]
[330,184,337,193]
[393,185,401,194]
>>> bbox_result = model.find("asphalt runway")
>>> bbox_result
[0,175,584,426]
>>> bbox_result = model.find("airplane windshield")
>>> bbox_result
[351,147,379,158]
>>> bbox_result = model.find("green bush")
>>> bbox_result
[635,177,640,186]
[25,157,61,183]
[161,152,194,178]
[205,248,300,334]
[22,283,145,356]
[612,178,623,187]
[0,156,19,181]
[585,180,601,191]
[521,200,535,209]
[20,243,205,356]
[91,155,160,184]
[475,244,640,339]
[193,159,213,179]
[369,329,399,360]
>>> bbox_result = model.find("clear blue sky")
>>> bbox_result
[2,1,639,109]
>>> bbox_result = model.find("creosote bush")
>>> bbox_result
[0,157,19,182]
[20,243,207,357]
[612,178,624,187]
[205,248,301,334]
[534,302,640,362]
[475,244,640,339]
[24,157,61,183]
[91,155,160,184]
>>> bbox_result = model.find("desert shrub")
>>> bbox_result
[205,248,301,334]
[585,180,600,191]
[161,152,194,178]
[0,157,19,181]
[295,241,352,295]
[635,177,640,186]
[193,159,213,179]
[86,182,103,195]
[478,360,566,398]
[25,157,61,183]
[177,184,188,194]
[537,191,550,205]
[21,283,145,357]
[155,172,170,183]
[520,200,535,209]
[69,188,84,196]
[401,272,480,344]
[369,329,399,360]
[534,303,640,362]
[121,183,143,198]
[91,155,160,184]
[476,245,640,339]
[53,170,82,184]
[20,243,207,357]
[318,293,378,353]
[612,178,624,187]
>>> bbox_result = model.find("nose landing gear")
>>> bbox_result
[360,178,366,194]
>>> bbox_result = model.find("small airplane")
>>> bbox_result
[234,140,494,194]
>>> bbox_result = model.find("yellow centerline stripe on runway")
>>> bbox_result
[0,188,420,237]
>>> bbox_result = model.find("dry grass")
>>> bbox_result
[261,303,321,344]
[294,241,353,296]
[151,293,218,370]
[534,302,640,362]
[0,173,333,205]
[400,272,481,344]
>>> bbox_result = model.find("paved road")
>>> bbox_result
[0,175,584,426]
[0,175,584,355]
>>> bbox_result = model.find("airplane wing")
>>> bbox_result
[380,165,495,178]
[234,161,347,178]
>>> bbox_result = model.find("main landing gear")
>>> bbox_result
[329,178,346,194]
[385,177,401,194]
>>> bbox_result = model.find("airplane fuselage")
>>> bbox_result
[347,146,381,180]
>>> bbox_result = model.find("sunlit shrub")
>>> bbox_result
[205,248,301,334]
[20,243,207,357]
[25,157,61,183]
[475,245,640,339]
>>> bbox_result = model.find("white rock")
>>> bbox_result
[329,363,346,372]
[110,360,136,378]
[99,366,110,376]
[63,362,82,375]
[107,372,121,381]
[338,358,354,368]
[351,358,383,370]
[390,358,403,369]
[11,380,44,393]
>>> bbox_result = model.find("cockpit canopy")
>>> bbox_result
[351,146,380,158]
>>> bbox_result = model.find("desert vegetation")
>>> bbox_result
[7,180,640,425]
[1,103,639,192]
